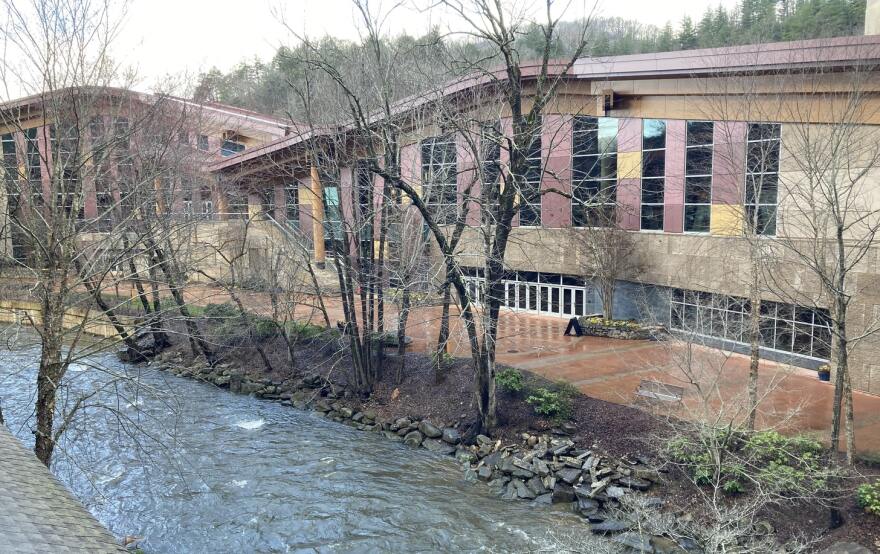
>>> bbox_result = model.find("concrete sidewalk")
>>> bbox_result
[0,425,124,553]
[180,285,880,455]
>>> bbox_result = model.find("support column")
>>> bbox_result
[310,165,326,269]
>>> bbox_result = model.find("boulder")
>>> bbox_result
[441,427,461,445]
[526,476,548,496]
[501,482,518,501]
[612,532,653,552]
[391,417,411,431]
[533,493,553,505]
[403,430,424,447]
[512,479,536,500]
[551,482,576,504]
[576,496,600,516]
[606,486,627,499]
[418,420,443,439]
[423,438,456,455]
[338,407,354,419]
[352,412,365,422]
[477,466,493,481]
[363,410,378,422]
[556,467,582,485]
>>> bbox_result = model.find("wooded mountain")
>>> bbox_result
[193,0,867,118]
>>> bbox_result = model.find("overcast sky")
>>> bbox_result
[113,0,738,92]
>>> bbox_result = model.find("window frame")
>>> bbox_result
[420,134,458,226]
[744,122,781,237]
[571,116,618,228]
[640,119,666,232]
[683,120,714,234]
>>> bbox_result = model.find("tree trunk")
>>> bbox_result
[395,287,411,384]
[601,280,614,320]
[747,291,762,431]
[435,281,452,382]
[34,303,64,467]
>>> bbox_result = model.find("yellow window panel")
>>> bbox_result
[617,151,642,180]
[710,204,743,236]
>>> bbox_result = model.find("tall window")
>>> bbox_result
[284,181,299,227]
[420,134,457,225]
[572,116,617,227]
[2,133,18,216]
[1,133,16,182]
[640,119,666,230]
[197,135,209,151]
[481,123,501,184]
[519,118,542,226]
[24,128,41,184]
[199,185,214,219]
[745,123,780,236]
[322,175,342,253]
[684,121,713,232]
[89,118,113,223]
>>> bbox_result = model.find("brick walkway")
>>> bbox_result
[181,285,880,455]
[0,425,124,553]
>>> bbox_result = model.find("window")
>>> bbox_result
[221,139,245,156]
[197,134,209,151]
[684,121,713,233]
[641,119,666,231]
[24,128,41,184]
[420,134,457,225]
[745,123,780,236]
[1,133,17,185]
[572,116,617,227]
[481,123,501,185]
[225,188,248,219]
[519,118,542,226]
[670,288,830,360]
[322,170,343,254]
[178,131,189,145]
[284,181,299,226]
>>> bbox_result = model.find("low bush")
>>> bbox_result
[495,368,525,393]
[252,317,279,341]
[665,429,833,497]
[527,387,572,421]
[202,303,240,320]
[857,480,880,517]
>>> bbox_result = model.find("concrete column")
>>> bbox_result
[309,165,326,269]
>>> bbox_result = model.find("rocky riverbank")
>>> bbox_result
[152,353,708,553]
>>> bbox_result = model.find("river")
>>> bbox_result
[0,344,601,553]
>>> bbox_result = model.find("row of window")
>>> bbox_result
[461,268,596,317]
[418,118,782,235]
[670,288,831,360]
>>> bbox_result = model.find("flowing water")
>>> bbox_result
[0,344,601,553]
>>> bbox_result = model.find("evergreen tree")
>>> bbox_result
[678,16,699,50]
[657,22,676,51]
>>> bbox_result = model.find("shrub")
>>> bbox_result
[857,480,880,516]
[665,429,833,497]
[527,387,572,421]
[287,321,325,339]
[495,368,525,393]
[252,317,279,341]
[202,303,240,319]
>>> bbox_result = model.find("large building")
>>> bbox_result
[209,28,880,396]
[5,15,880,396]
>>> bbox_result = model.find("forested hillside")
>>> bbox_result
[193,0,867,118]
